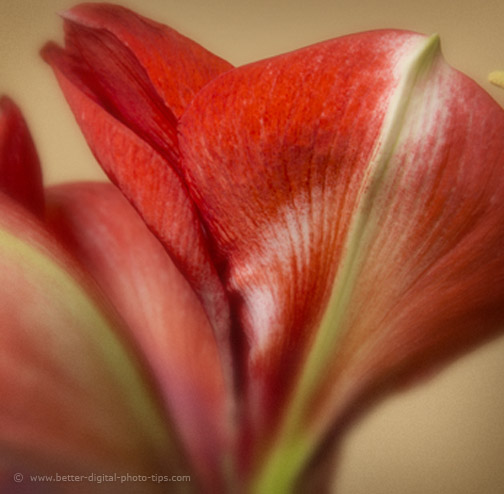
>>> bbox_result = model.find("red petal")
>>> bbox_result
[0,97,44,216]
[41,6,234,379]
[0,194,189,484]
[303,40,504,447]
[179,30,429,432]
[46,182,231,490]
[42,2,232,173]
[179,31,504,484]
[269,41,504,492]
[61,2,232,118]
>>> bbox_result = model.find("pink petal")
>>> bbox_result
[0,97,44,216]
[0,193,189,488]
[46,182,231,490]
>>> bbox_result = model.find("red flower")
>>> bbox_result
[2,3,504,492]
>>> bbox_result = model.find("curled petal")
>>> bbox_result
[46,182,231,490]
[0,97,44,216]
[0,194,190,490]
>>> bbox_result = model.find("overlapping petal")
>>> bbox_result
[178,32,504,489]
[46,182,231,490]
[40,6,504,492]
[60,2,232,118]
[41,4,235,380]
[0,194,190,492]
[179,30,430,432]
[0,95,233,491]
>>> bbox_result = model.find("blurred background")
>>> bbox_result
[1,0,503,492]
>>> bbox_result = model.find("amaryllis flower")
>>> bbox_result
[2,1,503,492]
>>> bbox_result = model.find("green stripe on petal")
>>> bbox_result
[296,34,442,413]
[251,34,442,494]
[0,200,190,484]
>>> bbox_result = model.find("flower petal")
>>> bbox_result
[46,182,231,490]
[0,97,44,216]
[41,6,235,381]
[179,31,504,487]
[288,34,504,486]
[179,29,430,431]
[60,2,233,119]
[0,193,190,488]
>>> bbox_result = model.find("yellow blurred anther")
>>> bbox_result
[489,71,504,89]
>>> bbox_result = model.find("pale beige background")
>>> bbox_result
[1,1,503,492]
